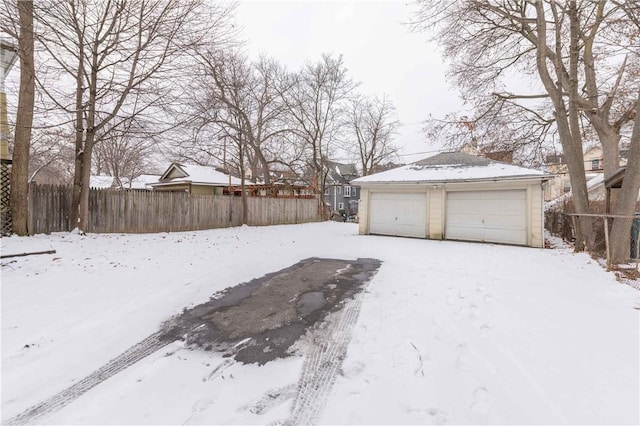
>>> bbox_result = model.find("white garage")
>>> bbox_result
[353,152,551,248]
[369,192,427,238]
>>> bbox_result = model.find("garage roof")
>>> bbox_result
[353,152,551,184]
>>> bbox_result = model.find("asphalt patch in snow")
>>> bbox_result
[162,257,381,364]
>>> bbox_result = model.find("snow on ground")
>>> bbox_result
[1,222,638,425]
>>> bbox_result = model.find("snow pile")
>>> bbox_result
[2,223,638,424]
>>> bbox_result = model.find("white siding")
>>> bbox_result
[428,188,444,239]
[529,184,544,247]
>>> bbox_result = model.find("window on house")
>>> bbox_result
[591,159,601,170]
[338,202,344,210]
[324,186,330,195]
[344,185,351,197]
[337,186,342,195]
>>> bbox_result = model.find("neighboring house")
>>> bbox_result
[544,145,629,201]
[544,174,606,211]
[353,152,551,248]
[151,163,245,195]
[324,161,360,216]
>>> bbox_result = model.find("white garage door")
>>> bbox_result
[369,192,427,238]
[446,190,527,245]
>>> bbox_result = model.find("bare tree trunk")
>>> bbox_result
[9,0,34,236]
[610,91,640,263]
[595,127,622,179]
[238,140,248,225]
[567,0,594,251]
[70,42,85,229]
[78,135,94,232]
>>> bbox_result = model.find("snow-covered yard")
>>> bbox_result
[1,222,638,425]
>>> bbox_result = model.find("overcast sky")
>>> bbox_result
[2,1,465,166]
[235,0,464,164]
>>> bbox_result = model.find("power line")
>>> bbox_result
[397,149,442,157]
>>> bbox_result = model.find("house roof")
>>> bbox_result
[326,161,359,185]
[353,152,551,185]
[334,162,358,176]
[154,163,244,187]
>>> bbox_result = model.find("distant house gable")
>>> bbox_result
[153,162,245,195]
[157,162,243,186]
[325,160,358,185]
[160,163,189,180]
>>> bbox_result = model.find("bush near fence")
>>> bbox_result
[28,184,321,235]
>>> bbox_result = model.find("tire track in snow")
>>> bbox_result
[286,291,365,426]
[5,332,167,426]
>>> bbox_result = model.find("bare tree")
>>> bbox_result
[28,129,75,184]
[191,51,292,185]
[412,0,639,254]
[424,96,557,167]
[178,51,279,224]
[3,0,34,236]
[30,0,236,232]
[94,129,155,188]
[280,54,357,207]
[348,93,399,176]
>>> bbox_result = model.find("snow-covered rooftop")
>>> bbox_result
[89,175,116,189]
[354,152,550,184]
[157,163,244,186]
[125,174,160,190]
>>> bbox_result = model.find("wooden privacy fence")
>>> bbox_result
[28,184,321,234]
